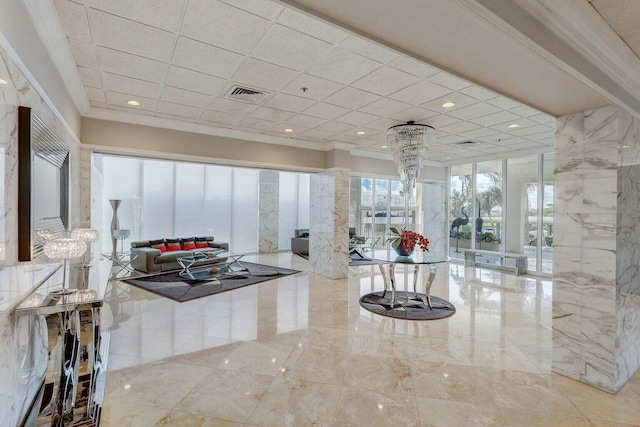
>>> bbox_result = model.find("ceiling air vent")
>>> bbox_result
[225,85,269,104]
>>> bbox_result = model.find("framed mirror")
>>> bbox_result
[18,106,70,261]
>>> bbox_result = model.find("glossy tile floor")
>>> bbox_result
[100,254,640,426]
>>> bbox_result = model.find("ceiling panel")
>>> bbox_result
[182,0,271,55]
[52,0,557,163]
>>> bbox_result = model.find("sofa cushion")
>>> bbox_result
[155,250,193,264]
[149,238,167,252]
[181,238,196,250]
[166,238,181,251]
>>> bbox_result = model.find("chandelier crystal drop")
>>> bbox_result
[387,121,436,194]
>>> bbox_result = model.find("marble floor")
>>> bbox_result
[100,253,640,426]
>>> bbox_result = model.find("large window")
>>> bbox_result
[351,176,422,248]
[97,155,309,254]
[451,153,553,274]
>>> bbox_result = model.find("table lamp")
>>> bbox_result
[44,238,86,295]
[113,229,131,254]
[34,228,57,244]
[71,228,100,265]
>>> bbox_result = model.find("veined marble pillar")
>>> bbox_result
[422,182,447,257]
[309,168,349,279]
[553,105,640,393]
[258,170,279,253]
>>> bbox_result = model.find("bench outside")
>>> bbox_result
[464,249,528,276]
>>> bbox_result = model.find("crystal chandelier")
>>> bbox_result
[387,121,436,194]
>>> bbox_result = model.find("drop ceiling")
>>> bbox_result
[49,0,558,164]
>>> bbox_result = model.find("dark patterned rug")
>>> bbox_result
[122,262,300,303]
[359,291,456,320]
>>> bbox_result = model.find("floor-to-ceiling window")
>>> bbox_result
[450,153,553,274]
[449,164,472,259]
[97,154,309,254]
[351,176,422,248]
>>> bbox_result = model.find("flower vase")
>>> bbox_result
[394,240,415,257]
[109,199,121,257]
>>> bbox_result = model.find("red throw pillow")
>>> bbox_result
[195,242,208,248]
[182,243,196,250]
[166,245,181,251]
[149,239,167,252]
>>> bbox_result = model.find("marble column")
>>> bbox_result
[258,170,279,253]
[309,168,349,279]
[553,105,640,393]
[422,181,447,257]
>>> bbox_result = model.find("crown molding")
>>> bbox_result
[22,0,90,115]
[84,107,329,151]
[460,0,640,119]
[0,32,80,145]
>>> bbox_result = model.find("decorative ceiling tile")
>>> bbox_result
[252,24,334,72]
[77,66,102,88]
[460,85,499,101]
[232,59,300,92]
[84,0,186,32]
[85,87,106,103]
[238,116,278,131]
[460,127,500,139]
[97,46,168,83]
[69,39,98,68]
[389,107,439,123]
[165,66,227,96]
[486,96,522,110]
[276,7,348,44]
[218,0,283,20]
[334,110,380,126]
[313,121,354,135]
[249,107,295,123]
[438,121,482,135]
[282,114,326,128]
[160,86,213,108]
[281,74,343,100]
[305,47,381,85]
[299,128,334,140]
[172,37,245,79]
[88,9,175,61]
[388,56,439,79]
[388,81,452,105]
[182,0,271,55]
[366,117,403,131]
[360,98,412,117]
[425,114,461,129]
[324,87,380,109]
[351,66,420,97]
[208,98,259,116]
[448,102,501,120]
[201,109,242,125]
[263,93,316,113]
[102,73,160,98]
[157,101,204,118]
[106,91,158,111]
[55,0,92,43]
[340,35,398,64]
[420,92,479,112]
[470,111,522,127]
[428,72,471,91]
[530,113,556,125]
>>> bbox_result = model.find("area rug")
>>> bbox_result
[359,291,456,320]
[122,262,300,303]
[295,253,379,266]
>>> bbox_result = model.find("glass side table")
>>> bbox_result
[101,252,138,280]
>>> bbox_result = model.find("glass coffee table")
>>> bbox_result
[177,252,245,280]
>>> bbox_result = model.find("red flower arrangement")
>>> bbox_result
[386,227,430,254]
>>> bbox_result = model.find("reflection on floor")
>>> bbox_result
[101,254,640,426]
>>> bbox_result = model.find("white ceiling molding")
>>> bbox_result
[22,0,90,115]
[0,32,81,145]
[467,0,640,119]
[84,107,328,151]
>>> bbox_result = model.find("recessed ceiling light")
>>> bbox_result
[0,79,7,85]
[380,145,388,149]
[442,102,455,108]
[356,131,366,135]
[507,123,519,128]
[284,128,294,133]
[127,100,140,106]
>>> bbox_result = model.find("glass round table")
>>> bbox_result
[364,249,450,310]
